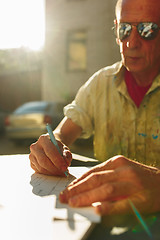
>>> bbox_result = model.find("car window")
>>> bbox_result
[14,102,48,114]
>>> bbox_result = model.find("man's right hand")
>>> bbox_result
[29,117,82,176]
[29,134,72,176]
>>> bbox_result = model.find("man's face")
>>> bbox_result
[116,0,160,76]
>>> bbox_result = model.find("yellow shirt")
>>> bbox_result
[64,62,160,166]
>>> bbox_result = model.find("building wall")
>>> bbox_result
[42,0,120,103]
[0,49,42,111]
[0,70,41,111]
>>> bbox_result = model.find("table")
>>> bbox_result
[0,154,160,240]
[0,154,100,240]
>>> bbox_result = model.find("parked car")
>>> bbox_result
[5,101,65,141]
[0,106,10,134]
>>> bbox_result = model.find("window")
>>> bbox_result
[67,30,87,71]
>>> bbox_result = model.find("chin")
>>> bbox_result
[124,61,145,73]
[123,55,143,70]
[125,66,143,73]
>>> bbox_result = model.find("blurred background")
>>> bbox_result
[0,0,120,157]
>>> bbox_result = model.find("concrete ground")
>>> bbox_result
[0,133,94,158]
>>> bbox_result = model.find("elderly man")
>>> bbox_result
[29,0,160,215]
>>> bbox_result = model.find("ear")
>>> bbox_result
[116,37,120,45]
[113,19,120,45]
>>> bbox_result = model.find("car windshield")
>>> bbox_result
[14,102,48,114]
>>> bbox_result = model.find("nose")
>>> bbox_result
[126,26,141,48]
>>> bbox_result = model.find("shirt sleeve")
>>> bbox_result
[63,74,97,139]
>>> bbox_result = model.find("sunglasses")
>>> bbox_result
[113,22,160,41]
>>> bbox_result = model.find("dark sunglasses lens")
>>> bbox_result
[118,23,132,40]
[138,22,159,40]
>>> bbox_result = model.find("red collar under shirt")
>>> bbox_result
[124,70,152,108]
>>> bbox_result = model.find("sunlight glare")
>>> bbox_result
[0,0,45,51]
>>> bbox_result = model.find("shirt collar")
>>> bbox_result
[147,73,160,94]
[115,64,160,96]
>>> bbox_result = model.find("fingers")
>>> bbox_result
[29,149,65,176]
[93,191,149,216]
[62,145,72,167]
[67,155,133,187]
[94,185,160,216]
[30,158,54,176]
[29,134,72,176]
[59,164,141,203]
[67,183,114,207]
[59,170,118,202]
[66,160,116,187]
[59,178,138,208]
[63,183,147,215]
[93,199,132,215]
[38,135,69,171]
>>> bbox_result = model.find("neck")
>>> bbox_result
[131,69,159,87]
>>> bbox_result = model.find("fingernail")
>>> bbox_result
[92,202,101,214]
[59,191,67,203]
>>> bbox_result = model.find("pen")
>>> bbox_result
[128,200,152,239]
[46,124,68,176]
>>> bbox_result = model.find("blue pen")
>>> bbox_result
[46,124,68,176]
[129,200,153,239]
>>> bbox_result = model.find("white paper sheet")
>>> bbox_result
[30,167,101,223]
